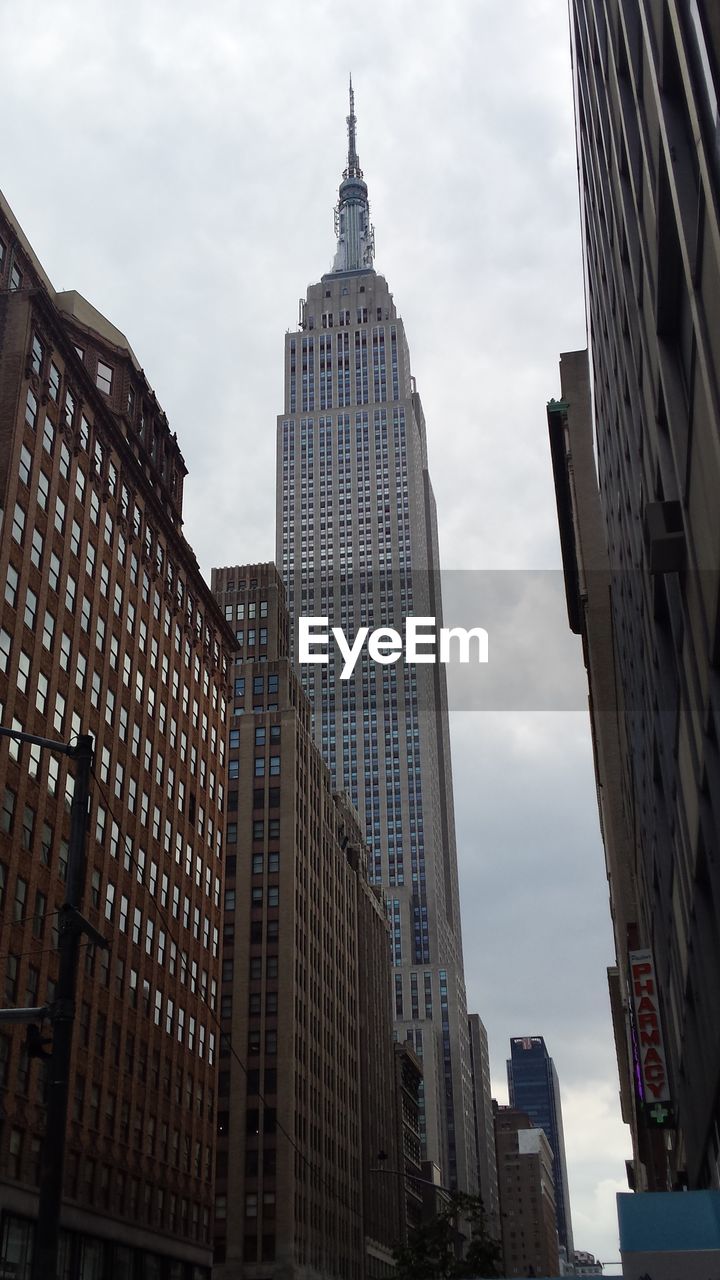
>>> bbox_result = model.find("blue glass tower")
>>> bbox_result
[507,1036,574,1257]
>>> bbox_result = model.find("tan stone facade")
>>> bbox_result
[277,259,477,1194]
[467,1015,499,1241]
[0,192,233,1276]
[210,564,401,1280]
[494,1107,558,1279]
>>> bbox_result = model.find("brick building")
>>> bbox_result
[494,1106,559,1279]
[210,563,401,1280]
[0,190,233,1276]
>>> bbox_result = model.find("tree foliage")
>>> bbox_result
[392,1191,502,1280]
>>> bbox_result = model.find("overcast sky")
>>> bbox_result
[5,0,629,1265]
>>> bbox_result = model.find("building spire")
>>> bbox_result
[333,76,374,273]
[345,74,361,179]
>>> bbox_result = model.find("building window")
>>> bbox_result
[0,629,11,674]
[14,876,27,922]
[25,389,38,429]
[17,651,30,694]
[24,588,38,630]
[5,565,19,608]
[8,1129,23,1179]
[5,955,19,1003]
[43,417,55,456]
[21,805,35,851]
[11,503,25,545]
[96,360,113,395]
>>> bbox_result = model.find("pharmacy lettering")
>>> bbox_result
[628,949,674,1128]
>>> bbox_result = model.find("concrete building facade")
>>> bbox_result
[210,563,401,1280]
[0,192,232,1276]
[467,1014,500,1242]
[567,0,720,1190]
[494,1106,559,1280]
[276,81,476,1195]
[547,351,647,1187]
[392,1041,424,1243]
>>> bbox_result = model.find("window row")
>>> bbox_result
[248,819,281,841]
[22,382,226,674]
[225,886,279,911]
[224,600,268,621]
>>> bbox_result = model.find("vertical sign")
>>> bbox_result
[628,949,674,1127]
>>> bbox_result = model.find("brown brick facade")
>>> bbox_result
[0,192,233,1276]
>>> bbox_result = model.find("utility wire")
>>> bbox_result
[0,907,59,932]
[0,939,92,966]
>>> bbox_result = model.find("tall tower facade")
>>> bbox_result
[275,86,476,1192]
[0,190,232,1275]
[210,563,401,1280]
[507,1037,573,1258]
[568,0,720,1190]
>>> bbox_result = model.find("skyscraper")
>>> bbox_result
[566,0,720,1191]
[0,189,231,1275]
[210,563,402,1280]
[276,83,476,1191]
[507,1037,573,1258]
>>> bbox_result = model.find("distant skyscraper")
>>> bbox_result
[507,1037,573,1257]
[468,1015,499,1239]
[565,0,720,1193]
[276,82,476,1191]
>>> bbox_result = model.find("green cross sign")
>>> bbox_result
[649,1102,669,1124]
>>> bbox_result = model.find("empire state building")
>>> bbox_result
[276,83,476,1192]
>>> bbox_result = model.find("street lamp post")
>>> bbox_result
[0,727,105,1280]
